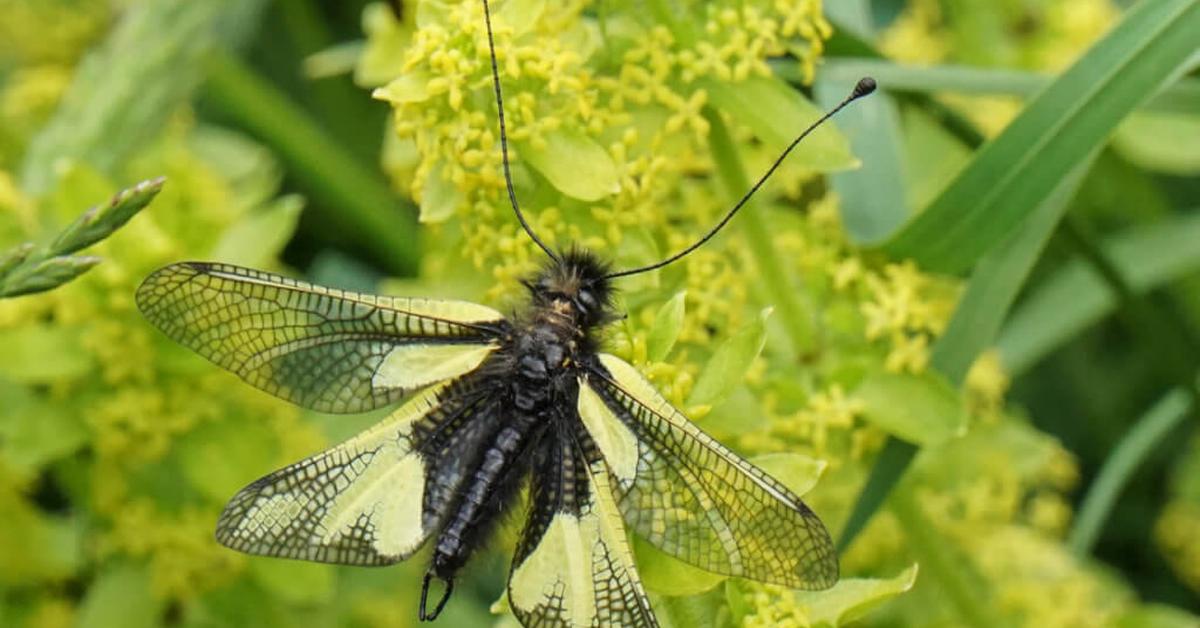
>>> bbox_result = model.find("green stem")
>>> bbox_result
[890,483,1002,628]
[703,107,816,357]
[203,50,419,276]
[1069,388,1192,556]
[777,59,1200,116]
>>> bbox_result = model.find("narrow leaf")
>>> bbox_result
[852,370,966,446]
[1069,389,1192,556]
[999,209,1200,376]
[647,290,687,362]
[882,0,1200,273]
[687,308,771,408]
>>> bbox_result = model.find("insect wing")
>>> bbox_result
[216,377,494,565]
[137,262,506,413]
[508,432,658,627]
[580,353,838,589]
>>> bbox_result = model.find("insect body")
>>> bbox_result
[136,1,874,624]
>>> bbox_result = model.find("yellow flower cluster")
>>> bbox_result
[741,582,813,628]
[1156,501,1200,592]
[99,500,242,599]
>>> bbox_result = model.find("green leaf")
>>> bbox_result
[838,149,1089,552]
[1069,389,1191,556]
[206,51,419,275]
[999,210,1200,376]
[750,452,826,497]
[652,586,730,628]
[0,325,94,382]
[517,128,620,202]
[687,308,771,408]
[704,76,857,172]
[882,0,1200,273]
[633,536,726,596]
[795,564,918,627]
[177,418,279,503]
[1112,112,1200,175]
[496,0,547,36]
[248,558,335,605]
[930,164,1088,383]
[372,70,434,105]
[647,290,686,362]
[899,107,972,213]
[0,391,88,472]
[851,370,966,446]
[51,177,164,256]
[0,483,81,585]
[418,159,462,224]
[816,76,910,243]
[212,194,305,267]
[77,564,163,628]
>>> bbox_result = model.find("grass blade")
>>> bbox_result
[203,51,419,276]
[930,165,1089,383]
[839,166,1086,549]
[999,210,1200,376]
[1069,389,1192,555]
[881,0,1200,274]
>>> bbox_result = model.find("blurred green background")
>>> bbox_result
[1,0,1198,626]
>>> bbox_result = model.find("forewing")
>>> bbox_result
[581,353,838,589]
[508,430,658,628]
[216,376,495,565]
[136,262,506,413]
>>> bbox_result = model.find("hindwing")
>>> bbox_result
[215,373,499,565]
[579,353,838,589]
[508,427,657,628]
[136,262,505,413]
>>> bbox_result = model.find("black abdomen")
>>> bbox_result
[428,322,576,579]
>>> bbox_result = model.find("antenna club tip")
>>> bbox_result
[852,77,877,100]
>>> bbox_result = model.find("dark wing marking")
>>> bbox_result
[136,262,507,413]
[508,428,658,627]
[216,374,497,565]
[582,353,838,589]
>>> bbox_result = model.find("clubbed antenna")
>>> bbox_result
[604,77,877,280]
[481,0,561,264]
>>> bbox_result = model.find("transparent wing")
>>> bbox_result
[581,353,838,589]
[508,429,658,628]
[137,262,506,413]
[216,375,499,565]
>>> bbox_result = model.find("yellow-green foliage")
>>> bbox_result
[0,0,1196,627]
